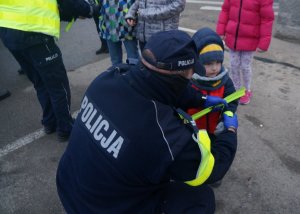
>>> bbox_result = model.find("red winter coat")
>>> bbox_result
[216,0,274,51]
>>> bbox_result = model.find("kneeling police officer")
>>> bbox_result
[56,30,238,213]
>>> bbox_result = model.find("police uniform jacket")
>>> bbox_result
[56,63,237,213]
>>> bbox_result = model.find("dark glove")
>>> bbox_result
[223,111,238,130]
[203,95,228,109]
[92,4,100,17]
[87,4,100,18]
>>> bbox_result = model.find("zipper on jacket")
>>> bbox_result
[234,0,243,50]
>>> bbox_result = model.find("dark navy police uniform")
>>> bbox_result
[0,28,73,135]
[0,0,92,136]
[56,64,237,213]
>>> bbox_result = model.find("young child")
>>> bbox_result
[216,0,275,104]
[188,27,238,142]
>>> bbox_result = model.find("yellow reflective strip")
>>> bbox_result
[224,87,246,103]
[65,18,75,32]
[185,130,215,186]
[0,11,60,37]
[224,111,233,117]
[2,0,58,15]
[200,44,223,55]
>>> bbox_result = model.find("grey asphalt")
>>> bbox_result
[1,1,300,213]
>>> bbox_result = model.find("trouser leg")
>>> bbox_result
[240,51,255,91]
[10,49,57,127]
[106,40,123,65]
[229,49,242,90]
[100,38,108,49]
[161,182,215,214]
[123,39,139,62]
[26,40,73,134]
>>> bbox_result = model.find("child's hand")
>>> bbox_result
[223,111,238,132]
[203,95,228,109]
[126,18,137,26]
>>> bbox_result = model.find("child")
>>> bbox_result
[187,27,238,188]
[188,27,238,142]
[216,0,275,104]
[125,0,185,51]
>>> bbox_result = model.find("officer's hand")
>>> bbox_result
[204,95,228,109]
[92,4,100,17]
[223,111,238,132]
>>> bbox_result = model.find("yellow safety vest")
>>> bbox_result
[176,108,215,186]
[0,0,60,38]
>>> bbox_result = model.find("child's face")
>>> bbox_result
[204,61,222,77]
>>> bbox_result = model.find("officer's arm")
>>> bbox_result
[58,0,95,21]
[168,130,237,183]
[205,130,237,183]
[176,82,205,110]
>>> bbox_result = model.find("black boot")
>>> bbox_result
[0,89,11,101]
[95,46,109,55]
[96,38,109,55]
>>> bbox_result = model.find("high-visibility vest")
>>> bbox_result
[185,129,215,186]
[0,0,60,38]
[176,109,215,186]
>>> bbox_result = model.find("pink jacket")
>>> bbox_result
[216,0,274,51]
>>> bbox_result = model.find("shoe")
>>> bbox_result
[210,180,222,188]
[57,131,71,142]
[44,125,56,134]
[17,68,26,75]
[239,90,252,105]
[0,89,11,101]
[95,46,109,55]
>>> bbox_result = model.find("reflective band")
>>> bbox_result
[185,130,215,186]
[192,87,246,120]
[0,0,60,38]
[224,111,233,117]
[65,18,75,32]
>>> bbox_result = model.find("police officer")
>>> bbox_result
[0,0,99,141]
[56,30,238,213]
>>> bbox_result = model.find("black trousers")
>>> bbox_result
[161,182,215,214]
[8,38,73,134]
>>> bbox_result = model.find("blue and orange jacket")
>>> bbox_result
[187,67,238,134]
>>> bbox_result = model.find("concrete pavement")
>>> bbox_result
[1,4,300,213]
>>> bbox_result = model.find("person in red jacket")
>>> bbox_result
[216,0,274,105]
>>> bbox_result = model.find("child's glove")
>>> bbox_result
[223,111,238,132]
[203,95,228,109]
